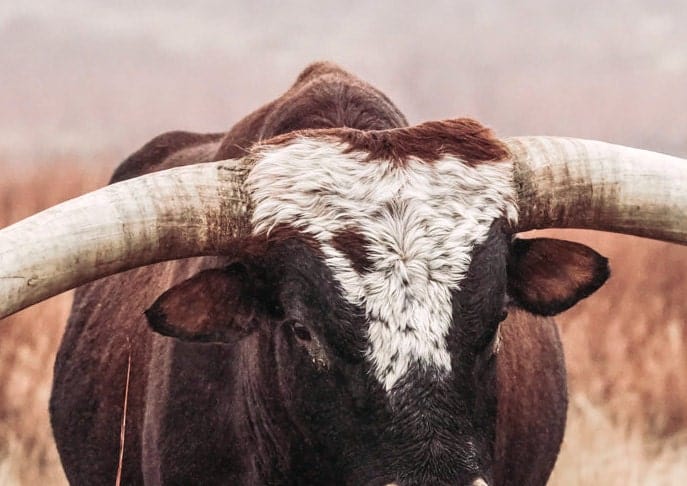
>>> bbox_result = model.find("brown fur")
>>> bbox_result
[330,227,373,274]
[262,118,510,166]
[110,131,223,183]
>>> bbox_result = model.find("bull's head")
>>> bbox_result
[1,118,686,484]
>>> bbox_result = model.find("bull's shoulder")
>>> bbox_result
[494,309,567,485]
[110,130,224,183]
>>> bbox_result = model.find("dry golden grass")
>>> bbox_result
[551,394,687,485]
[0,158,110,485]
[0,161,686,485]
[0,295,70,486]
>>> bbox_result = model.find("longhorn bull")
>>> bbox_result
[0,62,686,485]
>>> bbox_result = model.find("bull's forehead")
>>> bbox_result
[248,135,517,390]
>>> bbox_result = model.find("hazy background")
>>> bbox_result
[2,0,686,162]
[2,1,687,485]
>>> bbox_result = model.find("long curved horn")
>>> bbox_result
[507,137,687,244]
[0,159,251,319]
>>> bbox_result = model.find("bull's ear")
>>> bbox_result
[145,264,265,343]
[507,237,610,316]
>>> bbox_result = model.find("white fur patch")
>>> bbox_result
[247,136,517,391]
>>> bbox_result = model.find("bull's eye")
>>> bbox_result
[291,321,312,342]
[287,320,329,370]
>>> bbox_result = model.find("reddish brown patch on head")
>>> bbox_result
[339,118,510,165]
[261,118,510,166]
[331,226,373,274]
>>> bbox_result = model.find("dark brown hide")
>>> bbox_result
[111,131,224,183]
[52,258,212,484]
[494,309,568,486]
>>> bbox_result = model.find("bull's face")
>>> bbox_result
[145,121,609,485]
[146,231,606,485]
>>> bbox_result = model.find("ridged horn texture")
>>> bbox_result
[507,136,687,244]
[0,159,252,319]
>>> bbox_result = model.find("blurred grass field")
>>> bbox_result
[1,159,687,485]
